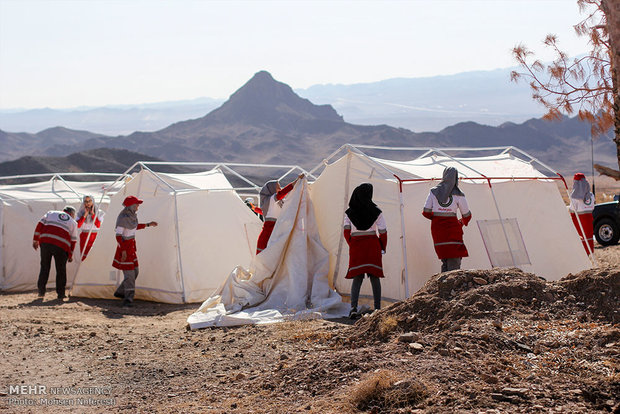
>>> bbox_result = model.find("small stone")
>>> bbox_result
[167,394,176,398]
[492,320,502,330]
[501,387,528,398]
[453,346,463,352]
[235,373,246,381]
[279,354,289,360]
[480,373,499,384]
[409,342,424,351]
[89,331,97,337]
[515,342,532,353]
[473,277,488,285]
[605,342,616,348]
[398,332,420,343]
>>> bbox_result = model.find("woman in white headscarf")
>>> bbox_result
[568,173,595,255]
[76,195,105,260]
[422,167,472,272]
[255,174,304,254]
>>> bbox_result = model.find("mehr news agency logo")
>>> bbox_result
[3,384,115,407]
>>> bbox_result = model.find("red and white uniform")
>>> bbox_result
[569,193,595,254]
[423,193,471,259]
[112,223,146,271]
[256,182,294,254]
[77,211,104,260]
[343,213,387,279]
[33,211,78,260]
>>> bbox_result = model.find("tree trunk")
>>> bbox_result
[602,0,620,170]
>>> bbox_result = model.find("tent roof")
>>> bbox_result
[0,178,111,202]
[146,168,234,191]
[373,153,548,181]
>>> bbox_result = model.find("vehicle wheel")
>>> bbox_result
[594,218,620,246]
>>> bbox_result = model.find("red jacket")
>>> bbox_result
[112,223,146,270]
[33,211,78,259]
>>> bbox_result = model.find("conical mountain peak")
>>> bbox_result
[204,71,343,128]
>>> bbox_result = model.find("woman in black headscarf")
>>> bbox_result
[422,166,472,272]
[343,183,387,319]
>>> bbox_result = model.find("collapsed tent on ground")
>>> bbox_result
[308,145,592,302]
[0,175,114,291]
[71,167,264,304]
[187,179,347,329]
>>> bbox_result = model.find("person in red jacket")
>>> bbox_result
[32,206,78,300]
[568,173,595,255]
[422,166,472,272]
[76,195,105,260]
[255,174,304,254]
[343,183,387,319]
[112,196,158,307]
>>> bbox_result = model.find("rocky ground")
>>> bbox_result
[0,245,618,414]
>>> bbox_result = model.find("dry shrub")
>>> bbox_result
[377,315,398,338]
[347,369,428,412]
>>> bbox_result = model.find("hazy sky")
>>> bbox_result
[0,0,592,109]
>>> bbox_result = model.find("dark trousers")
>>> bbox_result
[350,273,382,311]
[38,243,68,297]
[441,258,462,272]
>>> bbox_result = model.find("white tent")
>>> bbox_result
[308,145,592,302]
[71,167,265,304]
[0,174,115,292]
[187,179,347,329]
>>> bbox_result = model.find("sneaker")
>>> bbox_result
[37,292,45,298]
[348,307,359,320]
[113,291,124,299]
[121,299,133,308]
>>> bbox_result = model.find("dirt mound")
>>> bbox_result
[347,267,620,345]
[558,267,620,323]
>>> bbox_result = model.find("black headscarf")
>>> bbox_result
[431,167,464,204]
[345,183,382,230]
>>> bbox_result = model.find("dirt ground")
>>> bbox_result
[1,245,619,413]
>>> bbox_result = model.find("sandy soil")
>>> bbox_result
[1,245,618,414]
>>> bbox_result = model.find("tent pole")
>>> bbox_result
[173,190,187,303]
[572,210,598,267]
[397,178,411,298]
[331,151,352,291]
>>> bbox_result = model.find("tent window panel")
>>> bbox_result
[477,218,531,267]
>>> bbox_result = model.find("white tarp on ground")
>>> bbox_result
[71,168,262,304]
[187,179,348,329]
[308,150,592,303]
[0,178,111,292]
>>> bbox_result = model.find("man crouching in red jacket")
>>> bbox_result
[33,206,78,301]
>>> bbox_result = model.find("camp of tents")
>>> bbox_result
[0,175,114,292]
[1,146,594,325]
[308,145,592,303]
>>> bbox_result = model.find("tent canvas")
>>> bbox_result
[308,145,592,302]
[71,167,263,304]
[187,179,347,329]
[0,177,112,291]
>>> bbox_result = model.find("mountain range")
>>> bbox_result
[0,71,615,179]
[0,67,543,135]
